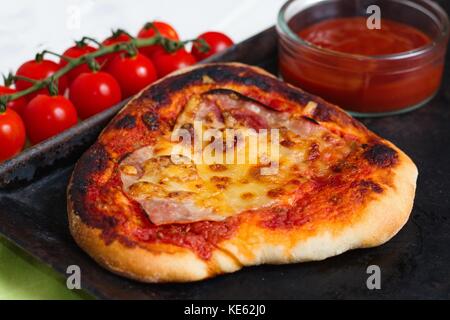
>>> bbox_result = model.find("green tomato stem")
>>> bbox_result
[79,36,104,48]
[0,34,172,112]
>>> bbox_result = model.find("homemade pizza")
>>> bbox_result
[67,63,418,282]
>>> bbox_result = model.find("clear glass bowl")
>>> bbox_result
[277,0,449,117]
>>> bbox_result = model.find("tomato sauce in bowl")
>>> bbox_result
[277,0,449,117]
[298,17,431,56]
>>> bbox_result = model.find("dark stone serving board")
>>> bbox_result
[0,1,449,299]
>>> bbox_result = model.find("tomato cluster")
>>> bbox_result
[0,21,234,162]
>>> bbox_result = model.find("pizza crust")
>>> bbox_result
[67,62,418,283]
[68,194,242,282]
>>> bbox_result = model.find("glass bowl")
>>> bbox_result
[277,0,449,117]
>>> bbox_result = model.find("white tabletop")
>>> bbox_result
[0,0,294,74]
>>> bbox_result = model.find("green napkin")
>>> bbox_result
[0,236,91,300]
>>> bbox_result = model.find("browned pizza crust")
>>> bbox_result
[68,204,241,282]
[67,62,418,283]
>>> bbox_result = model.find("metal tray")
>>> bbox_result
[1,3,449,298]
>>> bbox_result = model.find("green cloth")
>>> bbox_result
[0,236,91,300]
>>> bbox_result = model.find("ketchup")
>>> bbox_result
[298,17,431,56]
[279,17,445,114]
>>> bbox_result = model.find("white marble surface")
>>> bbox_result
[0,0,290,74]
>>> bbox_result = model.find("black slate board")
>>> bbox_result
[1,2,450,299]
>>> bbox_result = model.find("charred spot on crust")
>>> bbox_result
[352,179,383,194]
[241,75,272,91]
[312,103,333,122]
[70,143,109,220]
[114,114,136,129]
[142,112,159,131]
[140,66,275,107]
[202,67,271,91]
[140,68,205,106]
[284,90,310,106]
[167,70,204,92]
[103,215,118,228]
[143,86,171,106]
[363,143,398,168]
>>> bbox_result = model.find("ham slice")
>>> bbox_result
[139,198,225,225]
[120,146,225,225]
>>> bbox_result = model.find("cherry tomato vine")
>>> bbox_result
[0,25,210,113]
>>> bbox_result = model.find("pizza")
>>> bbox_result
[67,63,418,283]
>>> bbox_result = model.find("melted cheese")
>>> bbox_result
[119,92,354,225]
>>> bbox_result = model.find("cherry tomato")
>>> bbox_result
[15,59,68,100]
[137,21,179,60]
[69,72,122,119]
[0,86,28,117]
[100,31,133,68]
[60,44,97,83]
[191,31,234,61]
[105,53,157,98]
[152,49,196,78]
[0,108,26,162]
[22,95,78,145]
